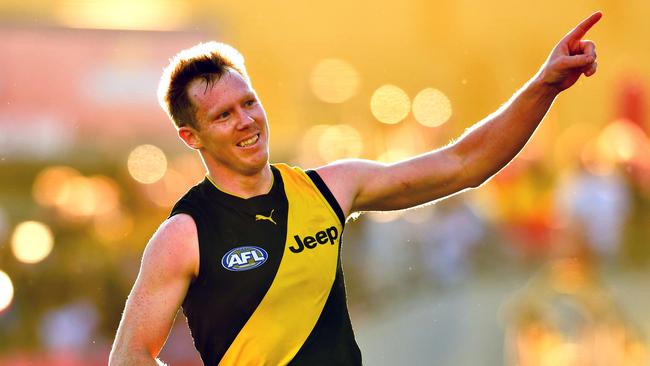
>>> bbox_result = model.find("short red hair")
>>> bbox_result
[157,42,249,129]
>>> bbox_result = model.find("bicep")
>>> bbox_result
[111,215,199,359]
[318,146,470,213]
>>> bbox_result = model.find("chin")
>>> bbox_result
[241,156,269,175]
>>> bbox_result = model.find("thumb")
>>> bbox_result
[560,54,595,69]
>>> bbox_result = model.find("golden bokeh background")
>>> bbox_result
[1,0,650,365]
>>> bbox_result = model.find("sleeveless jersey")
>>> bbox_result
[169,163,362,366]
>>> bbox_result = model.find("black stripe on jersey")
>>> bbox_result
[306,170,346,226]
[170,166,289,366]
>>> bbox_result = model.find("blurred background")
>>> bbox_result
[1,0,649,365]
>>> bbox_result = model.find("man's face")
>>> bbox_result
[185,70,270,176]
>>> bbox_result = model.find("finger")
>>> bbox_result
[580,40,596,58]
[564,11,603,43]
[584,61,598,77]
[560,54,595,69]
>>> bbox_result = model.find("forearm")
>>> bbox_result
[339,75,560,212]
[453,73,560,187]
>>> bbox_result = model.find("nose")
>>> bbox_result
[235,107,255,130]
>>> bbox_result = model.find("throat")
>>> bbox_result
[206,165,273,199]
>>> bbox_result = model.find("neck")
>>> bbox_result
[205,163,273,199]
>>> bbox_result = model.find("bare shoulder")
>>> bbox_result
[155,213,198,242]
[314,159,385,183]
[314,159,387,216]
[143,213,199,279]
[314,150,466,213]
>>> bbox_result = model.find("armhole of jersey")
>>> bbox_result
[305,169,346,227]
[169,209,190,220]
[168,210,203,284]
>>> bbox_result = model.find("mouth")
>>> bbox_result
[236,134,260,148]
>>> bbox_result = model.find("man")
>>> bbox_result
[109,11,601,366]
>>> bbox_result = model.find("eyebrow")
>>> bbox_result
[205,106,227,121]
[205,92,257,121]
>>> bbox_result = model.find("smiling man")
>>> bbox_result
[109,12,602,366]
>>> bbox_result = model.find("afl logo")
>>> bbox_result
[221,246,268,272]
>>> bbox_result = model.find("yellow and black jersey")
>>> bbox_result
[169,163,362,366]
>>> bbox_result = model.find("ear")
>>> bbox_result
[178,126,203,150]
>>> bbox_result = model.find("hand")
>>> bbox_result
[538,11,602,92]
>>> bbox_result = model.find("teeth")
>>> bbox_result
[238,134,259,147]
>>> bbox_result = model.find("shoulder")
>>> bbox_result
[157,213,198,241]
[312,159,386,217]
[314,159,385,179]
[143,213,200,279]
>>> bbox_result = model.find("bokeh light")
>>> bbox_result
[144,168,194,207]
[127,144,168,184]
[580,119,650,177]
[34,168,121,221]
[412,88,452,127]
[32,166,82,207]
[11,221,54,264]
[298,124,330,166]
[0,270,14,312]
[59,176,119,220]
[370,85,411,124]
[317,124,363,163]
[54,0,190,31]
[310,58,360,103]
[57,176,99,217]
[87,176,121,216]
[597,119,650,163]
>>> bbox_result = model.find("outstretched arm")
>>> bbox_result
[109,214,199,366]
[317,11,602,216]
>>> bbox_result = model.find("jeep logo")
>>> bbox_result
[289,226,338,253]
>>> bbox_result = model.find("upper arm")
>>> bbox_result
[110,214,199,363]
[316,145,474,214]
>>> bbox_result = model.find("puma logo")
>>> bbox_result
[255,209,276,225]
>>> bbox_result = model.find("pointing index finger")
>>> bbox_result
[565,11,603,42]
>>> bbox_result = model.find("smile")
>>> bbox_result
[237,134,259,147]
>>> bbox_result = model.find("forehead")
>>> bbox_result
[187,70,253,114]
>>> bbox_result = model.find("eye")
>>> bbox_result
[216,110,230,121]
[244,99,257,107]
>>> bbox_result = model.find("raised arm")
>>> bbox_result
[317,12,602,216]
[109,214,199,366]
